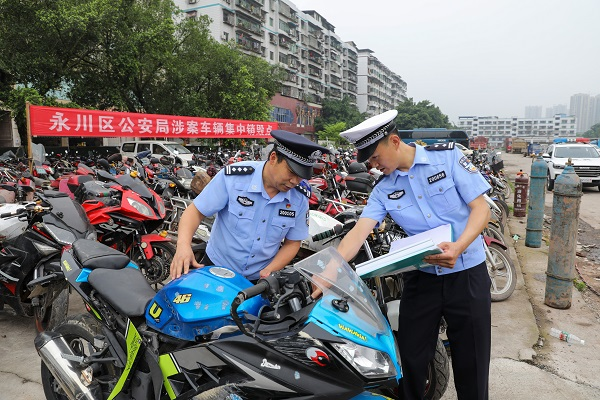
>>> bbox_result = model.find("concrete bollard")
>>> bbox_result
[525,156,548,248]
[544,163,582,309]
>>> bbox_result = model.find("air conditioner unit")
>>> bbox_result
[189,0,197,4]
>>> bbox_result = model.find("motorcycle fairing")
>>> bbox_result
[145,267,268,341]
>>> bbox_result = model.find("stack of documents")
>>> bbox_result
[356,224,452,278]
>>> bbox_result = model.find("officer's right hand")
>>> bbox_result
[170,246,203,280]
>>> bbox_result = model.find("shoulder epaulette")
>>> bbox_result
[295,181,312,198]
[224,165,255,175]
[425,142,455,151]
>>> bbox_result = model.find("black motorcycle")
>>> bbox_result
[0,190,96,331]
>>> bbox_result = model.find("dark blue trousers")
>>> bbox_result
[398,262,491,400]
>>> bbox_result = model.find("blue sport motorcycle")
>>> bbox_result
[34,240,400,400]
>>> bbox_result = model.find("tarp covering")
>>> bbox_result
[29,105,277,139]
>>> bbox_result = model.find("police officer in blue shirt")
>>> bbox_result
[337,110,492,400]
[170,130,328,282]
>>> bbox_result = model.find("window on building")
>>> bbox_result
[270,17,273,26]
[272,107,294,123]
[270,51,274,60]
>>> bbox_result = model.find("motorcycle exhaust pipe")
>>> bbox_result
[35,331,100,400]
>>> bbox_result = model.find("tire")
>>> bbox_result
[487,243,517,302]
[423,337,450,400]
[34,285,69,333]
[492,198,509,226]
[132,241,176,290]
[547,172,554,191]
[378,336,449,400]
[41,314,120,400]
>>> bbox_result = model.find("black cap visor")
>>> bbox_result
[357,140,382,163]
[284,157,312,180]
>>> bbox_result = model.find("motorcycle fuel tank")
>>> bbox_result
[145,266,268,341]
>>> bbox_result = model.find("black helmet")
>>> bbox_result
[348,161,368,174]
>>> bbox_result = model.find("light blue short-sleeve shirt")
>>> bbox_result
[193,161,309,280]
[361,145,491,275]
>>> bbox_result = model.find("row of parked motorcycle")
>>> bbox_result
[0,146,514,400]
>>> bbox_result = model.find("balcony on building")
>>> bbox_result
[278,2,299,23]
[308,78,323,93]
[236,31,264,55]
[280,84,300,99]
[307,51,323,67]
[308,65,322,79]
[278,20,298,41]
[346,48,358,62]
[330,75,342,87]
[235,0,264,22]
[223,10,235,26]
[326,87,342,99]
[330,37,343,53]
[236,15,264,37]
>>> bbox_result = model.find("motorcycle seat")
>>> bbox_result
[72,239,130,270]
[88,267,156,317]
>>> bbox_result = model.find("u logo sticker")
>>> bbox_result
[149,302,163,321]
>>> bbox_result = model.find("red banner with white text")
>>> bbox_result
[29,105,278,138]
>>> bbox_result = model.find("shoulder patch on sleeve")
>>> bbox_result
[425,142,455,151]
[224,165,255,175]
[459,156,479,173]
[295,180,312,198]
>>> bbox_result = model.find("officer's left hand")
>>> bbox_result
[259,268,273,279]
[424,242,462,268]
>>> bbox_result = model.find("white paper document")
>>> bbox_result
[356,224,453,279]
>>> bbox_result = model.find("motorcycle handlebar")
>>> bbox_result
[311,224,344,242]
[230,279,272,336]
[0,207,26,219]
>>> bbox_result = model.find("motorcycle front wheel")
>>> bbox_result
[487,243,517,301]
[41,314,121,400]
[132,241,176,290]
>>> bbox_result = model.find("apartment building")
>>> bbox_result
[174,0,406,135]
[457,115,577,148]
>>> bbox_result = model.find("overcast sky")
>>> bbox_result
[290,0,600,124]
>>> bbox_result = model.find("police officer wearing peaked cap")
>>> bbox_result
[337,110,492,400]
[170,130,329,282]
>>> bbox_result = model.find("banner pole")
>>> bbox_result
[26,101,33,172]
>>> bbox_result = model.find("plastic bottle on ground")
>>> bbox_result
[549,327,585,345]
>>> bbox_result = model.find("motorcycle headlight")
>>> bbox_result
[157,197,166,217]
[332,339,397,379]
[126,197,154,217]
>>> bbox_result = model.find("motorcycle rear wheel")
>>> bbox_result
[41,314,121,400]
[34,286,69,333]
[132,241,176,289]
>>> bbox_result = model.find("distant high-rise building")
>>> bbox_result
[457,114,577,148]
[570,93,593,133]
[171,0,407,136]
[524,106,542,119]
[591,95,600,130]
[545,104,568,118]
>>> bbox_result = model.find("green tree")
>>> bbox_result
[394,98,452,130]
[315,121,348,146]
[0,0,282,141]
[583,123,600,139]
[314,97,366,132]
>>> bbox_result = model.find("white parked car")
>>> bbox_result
[455,143,473,157]
[542,143,600,191]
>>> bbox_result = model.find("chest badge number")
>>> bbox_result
[279,209,296,218]
[237,196,254,207]
[388,190,405,200]
[427,171,447,184]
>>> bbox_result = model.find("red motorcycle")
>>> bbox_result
[74,170,175,289]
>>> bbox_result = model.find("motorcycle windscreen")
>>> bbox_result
[293,247,388,336]
[43,196,95,241]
